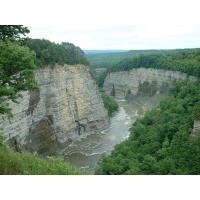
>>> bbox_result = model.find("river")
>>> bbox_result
[64,95,164,173]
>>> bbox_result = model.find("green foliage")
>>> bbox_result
[101,92,119,117]
[27,39,89,67]
[0,131,3,146]
[193,102,200,120]
[86,49,171,69]
[97,81,200,174]
[96,71,108,87]
[0,26,37,115]
[92,48,200,86]
[0,142,83,175]
[0,25,29,43]
[109,49,200,76]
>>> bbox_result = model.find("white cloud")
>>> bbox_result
[1,0,200,49]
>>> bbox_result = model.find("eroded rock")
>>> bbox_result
[104,68,197,99]
[0,64,109,155]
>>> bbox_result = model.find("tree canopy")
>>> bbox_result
[0,26,90,115]
[27,39,89,67]
[96,49,200,87]
[97,81,200,174]
[0,25,36,115]
[109,49,200,76]
[0,25,30,43]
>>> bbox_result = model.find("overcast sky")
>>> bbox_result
[1,0,200,50]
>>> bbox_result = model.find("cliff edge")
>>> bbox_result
[104,68,197,99]
[0,64,109,155]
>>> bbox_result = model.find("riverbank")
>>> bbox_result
[64,95,165,173]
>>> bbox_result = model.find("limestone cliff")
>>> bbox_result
[0,64,109,155]
[104,68,197,99]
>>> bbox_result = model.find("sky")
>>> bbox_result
[1,0,200,50]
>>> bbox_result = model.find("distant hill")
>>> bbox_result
[84,50,129,55]
[86,50,134,68]
[95,48,200,87]
[86,48,198,69]
[108,48,200,76]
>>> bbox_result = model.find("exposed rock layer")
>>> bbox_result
[0,64,109,155]
[104,68,197,99]
[191,120,200,138]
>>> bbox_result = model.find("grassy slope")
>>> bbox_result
[0,143,84,175]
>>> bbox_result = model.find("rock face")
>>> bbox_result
[0,64,109,155]
[191,120,200,137]
[104,68,197,99]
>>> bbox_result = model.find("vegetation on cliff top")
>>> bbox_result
[0,26,90,115]
[86,49,176,69]
[0,26,86,174]
[97,81,200,174]
[0,25,37,115]
[27,39,89,67]
[109,49,200,76]
[96,48,200,87]
[87,48,200,70]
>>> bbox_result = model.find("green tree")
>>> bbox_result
[97,81,200,174]
[0,25,36,115]
[0,25,29,43]
[27,39,89,67]
[101,91,119,117]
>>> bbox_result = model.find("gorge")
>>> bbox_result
[0,64,109,155]
[1,26,200,175]
[64,68,197,171]
[1,65,197,172]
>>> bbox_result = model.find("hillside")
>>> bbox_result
[0,136,83,175]
[96,48,200,175]
[0,26,108,175]
[109,48,200,76]
[97,81,200,174]
[86,48,198,69]
[84,50,128,54]
[96,48,200,87]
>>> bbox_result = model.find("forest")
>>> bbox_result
[97,81,200,174]
[27,39,89,67]
[0,26,91,115]
[109,49,200,76]
[96,49,200,87]
[86,49,200,70]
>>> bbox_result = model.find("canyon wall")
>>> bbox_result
[104,68,197,99]
[0,64,109,155]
